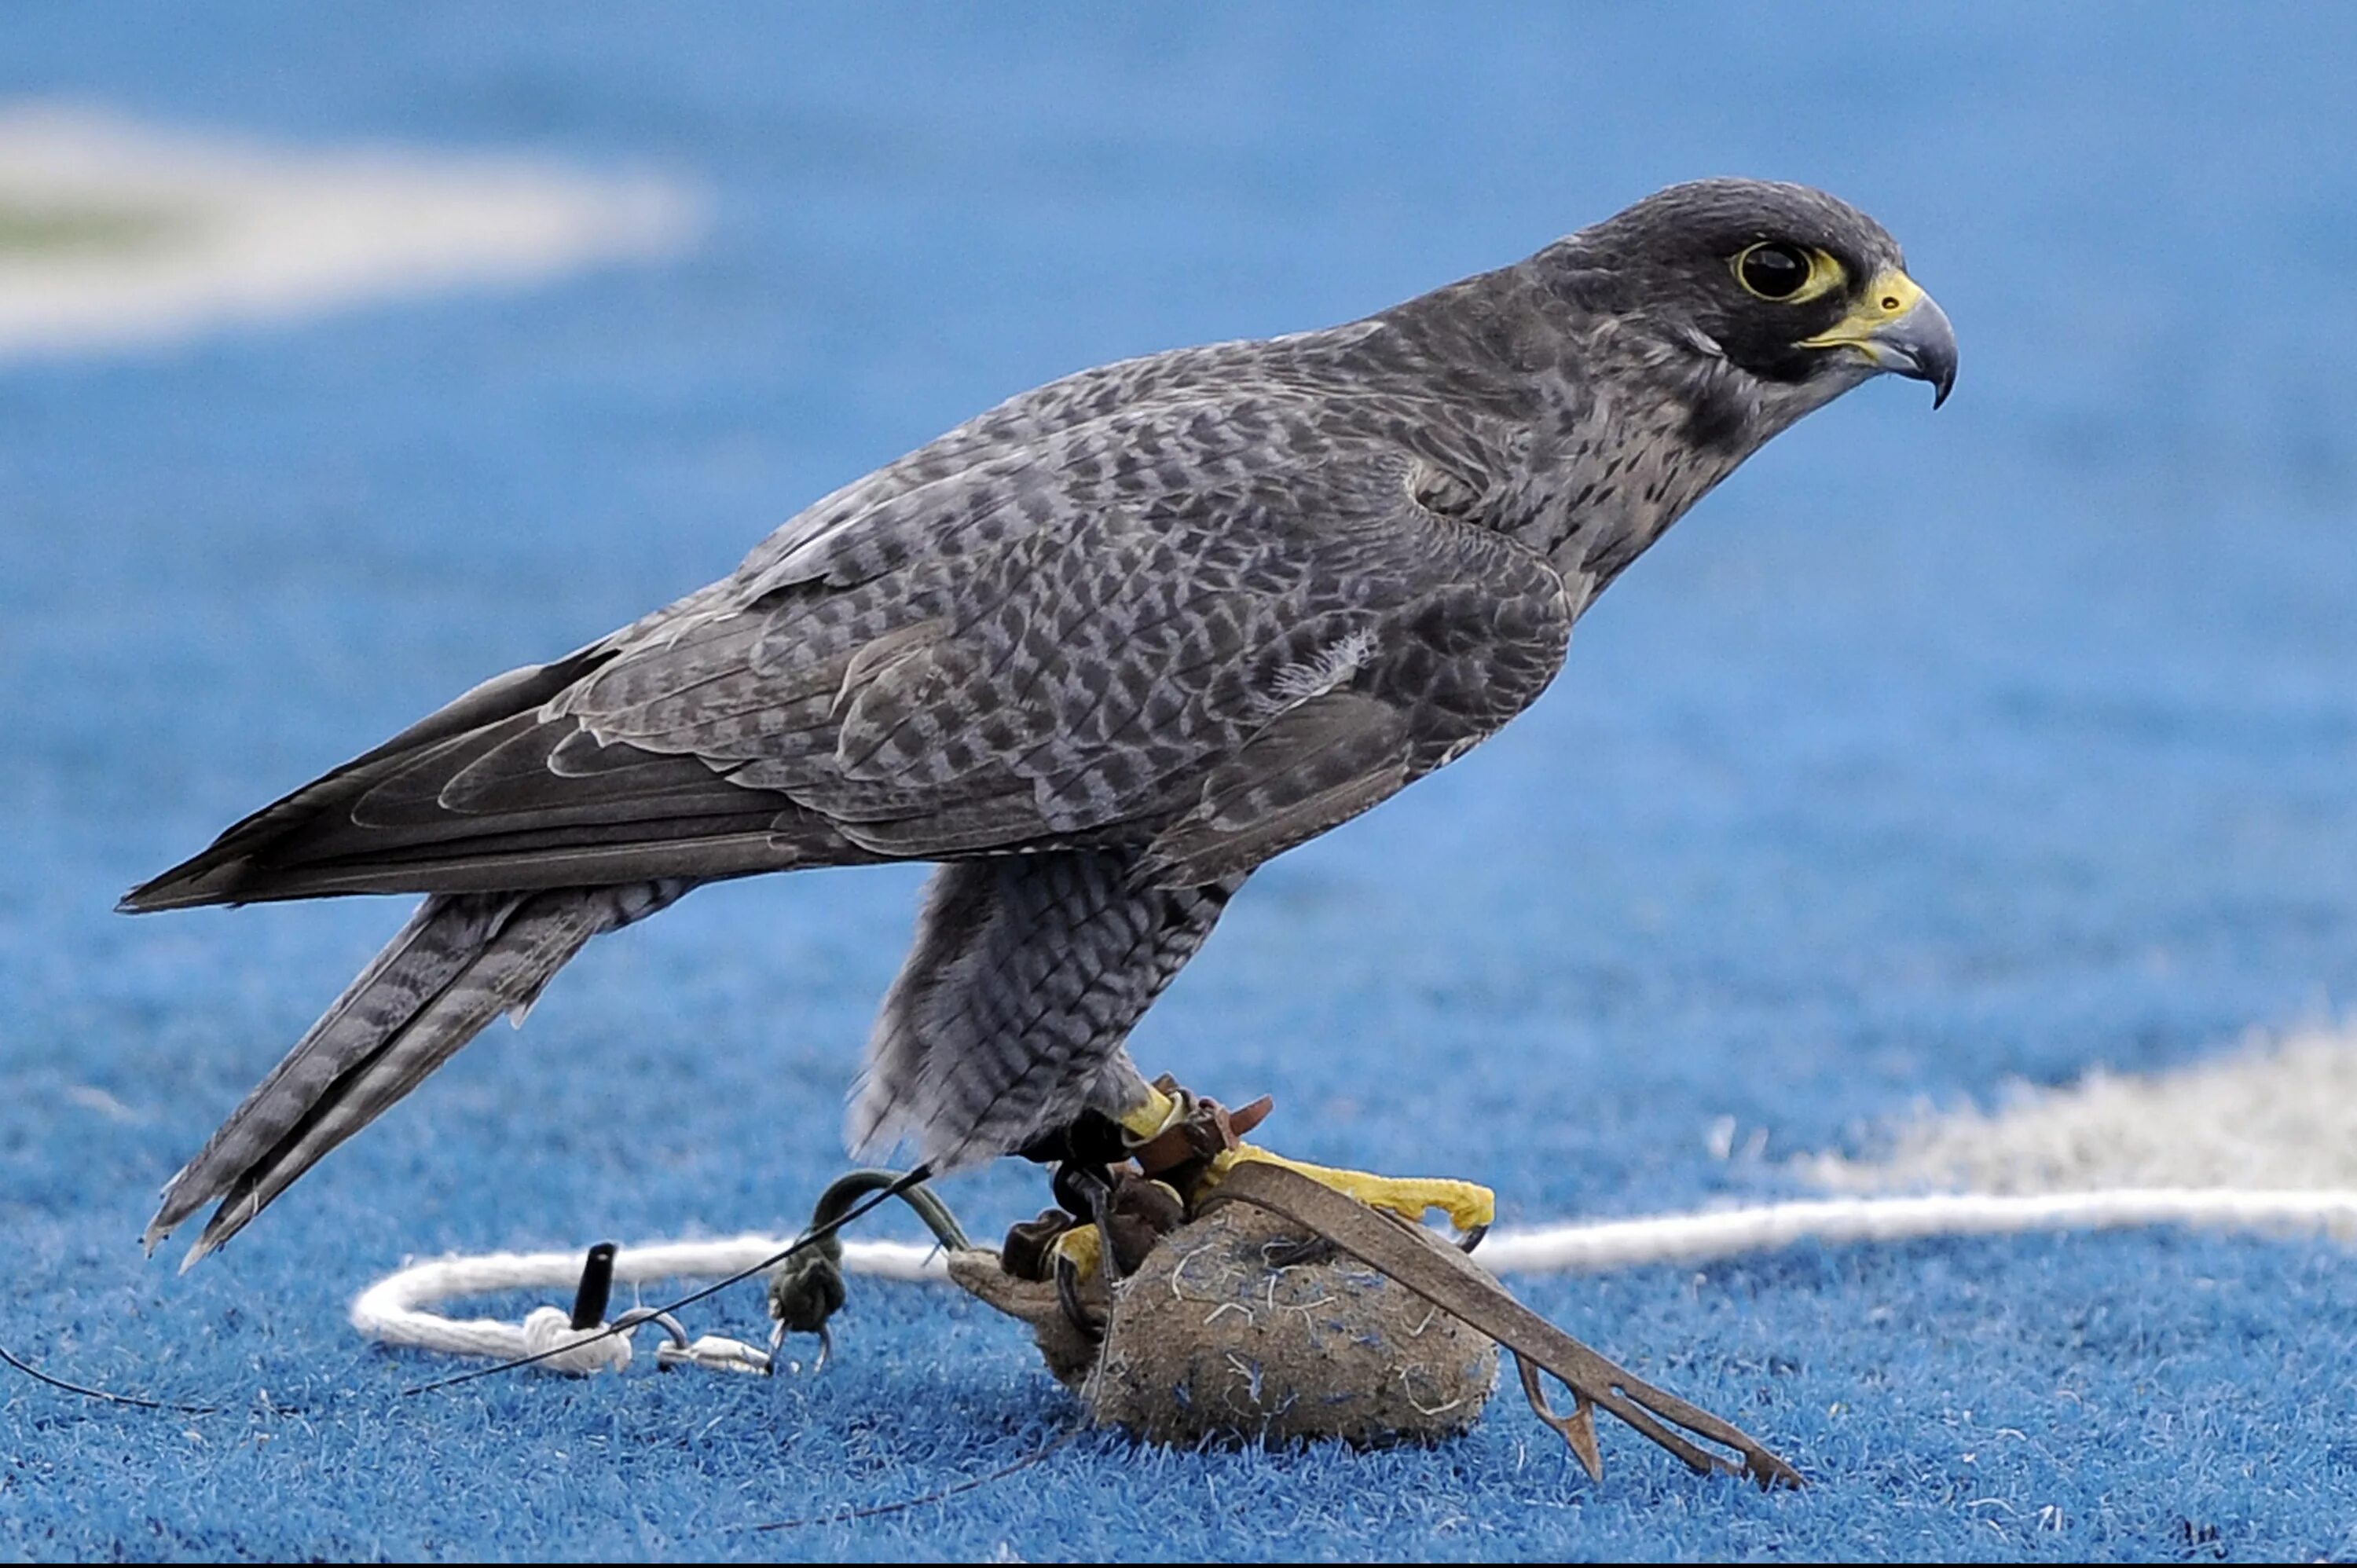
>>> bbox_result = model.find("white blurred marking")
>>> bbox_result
[1802,1020,2357,1193]
[0,102,701,360]
[66,1084,141,1122]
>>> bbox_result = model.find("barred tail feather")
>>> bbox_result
[148,881,687,1268]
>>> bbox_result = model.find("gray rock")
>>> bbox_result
[954,1204,1497,1446]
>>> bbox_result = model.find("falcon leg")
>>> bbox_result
[1011,1064,1491,1305]
[1116,1078,1495,1237]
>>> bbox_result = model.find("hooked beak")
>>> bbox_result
[1798,269,1958,408]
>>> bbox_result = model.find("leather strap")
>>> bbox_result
[1202,1160,1802,1489]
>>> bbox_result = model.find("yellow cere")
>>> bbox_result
[1798,267,1930,352]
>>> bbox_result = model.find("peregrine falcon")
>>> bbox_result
[128,178,1956,1266]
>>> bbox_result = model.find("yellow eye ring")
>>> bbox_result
[1733,242,1846,304]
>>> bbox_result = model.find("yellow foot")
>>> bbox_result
[1209,1145,1495,1233]
[1048,1220,1103,1283]
[1116,1082,1186,1143]
[1114,1077,1494,1233]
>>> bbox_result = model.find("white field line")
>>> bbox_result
[1802,1020,2357,1194]
[0,102,701,359]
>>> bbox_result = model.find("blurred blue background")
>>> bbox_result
[3,3,2354,1559]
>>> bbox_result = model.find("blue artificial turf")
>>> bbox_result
[5,2,2357,1559]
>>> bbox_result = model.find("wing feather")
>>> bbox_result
[1138,691,1411,887]
[128,356,1575,910]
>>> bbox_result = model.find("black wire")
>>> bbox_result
[2,1167,938,1412]
[399,1163,934,1396]
[0,1339,222,1416]
[742,1421,1083,1533]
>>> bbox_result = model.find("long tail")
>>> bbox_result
[147,880,688,1269]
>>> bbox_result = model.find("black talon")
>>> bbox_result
[1052,1251,1105,1342]
[1050,1161,1111,1224]
[1101,1171,1186,1277]
[1045,1162,1134,1281]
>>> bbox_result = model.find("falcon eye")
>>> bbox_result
[1735,242,1813,300]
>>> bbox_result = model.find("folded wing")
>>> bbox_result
[127,397,1574,914]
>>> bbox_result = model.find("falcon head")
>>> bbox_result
[1556,178,1958,438]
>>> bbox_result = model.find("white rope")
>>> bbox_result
[1471,1186,2357,1273]
[519,1306,633,1375]
[351,1188,2357,1375]
[350,1235,947,1373]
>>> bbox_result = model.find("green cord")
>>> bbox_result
[808,1167,971,1251]
[768,1167,970,1336]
